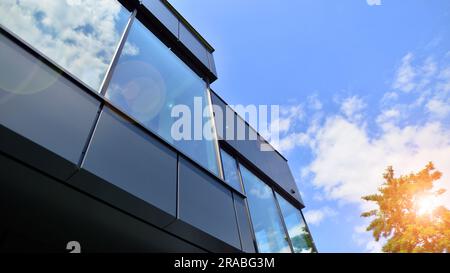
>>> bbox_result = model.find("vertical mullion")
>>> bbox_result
[234,154,245,194]
[99,9,137,96]
[206,87,224,179]
[243,197,259,253]
[77,103,104,168]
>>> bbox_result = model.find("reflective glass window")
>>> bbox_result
[239,165,291,253]
[220,149,243,192]
[276,193,316,253]
[0,0,130,91]
[105,19,219,175]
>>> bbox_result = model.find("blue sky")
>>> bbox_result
[169,0,450,252]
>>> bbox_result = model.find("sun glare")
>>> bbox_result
[415,195,438,216]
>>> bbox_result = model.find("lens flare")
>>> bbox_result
[415,195,438,216]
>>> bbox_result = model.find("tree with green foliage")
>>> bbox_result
[361,162,450,253]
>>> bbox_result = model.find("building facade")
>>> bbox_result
[0,0,316,253]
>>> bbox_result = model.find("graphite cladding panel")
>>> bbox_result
[233,193,256,253]
[0,153,204,253]
[76,107,177,223]
[207,51,217,77]
[210,92,304,205]
[0,31,101,179]
[178,23,210,69]
[175,157,241,250]
[141,0,179,37]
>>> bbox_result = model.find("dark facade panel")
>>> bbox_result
[0,31,101,179]
[141,0,179,36]
[0,153,204,253]
[0,125,76,180]
[179,23,210,69]
[70,107,177,227]
[207,51,217,77]
[233,194,256,253]
[166,157,241,252]
[211,92,304,207]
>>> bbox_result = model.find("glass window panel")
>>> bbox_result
[276,193,316,253]
[239,165,291,253]
[220,149,243,192]
[0,0,130,91]
[105,19,219,176]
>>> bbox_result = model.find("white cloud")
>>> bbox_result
[274,132,310,153]
[354,224,367,234]
[375,107,401,128]
[426,98,450,118]
[307,116,450,209]
[381,91,399,104]
[307,94,323,111]
[437,67,450,92]
[422,57,438,78]
[265,104,308,152]
[123,41,140,57]
[352,224,384,253]
[270,111,323,153]
[365,240,383,253]
[379,53,450,125]
[303,207,337,226]
[392,54,445,96]
[392,53,416,92]
[366,0,382,6]
[271,104,304,136]
[340,96,366,121]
